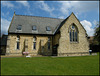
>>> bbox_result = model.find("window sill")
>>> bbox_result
[33,41,36,42]
[16,49,20,50]
[16,30,22,31]
[32,49,36,50]
[70,42,79,44]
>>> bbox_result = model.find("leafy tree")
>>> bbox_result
[94,22,100,45]
[91,22,100,52]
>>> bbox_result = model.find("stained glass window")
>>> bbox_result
[69,24,78,42]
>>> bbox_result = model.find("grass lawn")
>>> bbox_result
[1,53,99,75]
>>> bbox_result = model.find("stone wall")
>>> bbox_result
[6,13,89,57]
[6,34,52,56]
[58,13,89,56]
[53,33,60,45]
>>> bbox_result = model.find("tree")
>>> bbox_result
[94,22,100,45]
[92,22,100,52]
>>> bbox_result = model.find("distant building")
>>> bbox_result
[6,12,89,56]
[1,35,8,55]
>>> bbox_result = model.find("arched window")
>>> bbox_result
[17,35,20,41]
[69,24,78,42]
[16,35,20,50]
[33,36,36,42]
[33,36,36,50]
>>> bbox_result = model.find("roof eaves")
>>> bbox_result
[8,32,54,36]
[8,13,16,33]
[53,16,70,35]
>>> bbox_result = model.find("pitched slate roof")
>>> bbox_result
[8,14,64,35]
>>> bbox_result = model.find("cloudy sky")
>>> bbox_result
[1,1,99,36]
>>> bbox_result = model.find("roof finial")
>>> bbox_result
[71,12,74,14]
[14,11,15,16]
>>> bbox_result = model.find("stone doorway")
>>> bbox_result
[52,44,58,56]
[40,40,44,55]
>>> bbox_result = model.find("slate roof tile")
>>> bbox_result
[9,14,64,35]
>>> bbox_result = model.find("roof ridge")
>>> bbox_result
[15,14,64,20]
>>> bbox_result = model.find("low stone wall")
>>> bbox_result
[28,53,38,56]
[57,52,89,56]
[5,52,89,57]
[5,52,52,56]
[6,53,22,56]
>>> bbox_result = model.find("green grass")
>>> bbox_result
[1,53,99,75]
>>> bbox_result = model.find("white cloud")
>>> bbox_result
[1,11,9,17]
[1,1,14,8]
[16,1,30,8]
[1,12,5,17]
[58,16,65,19]
[59,1,72,15]
[80,20,95,36]
[37,1,55,17]
[58,1,99,15]
[38,1,54,13]
[1,11,12,21]
[1,18,10,35]
[93,20,98,25]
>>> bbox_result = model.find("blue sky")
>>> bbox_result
[1,1,99,36]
